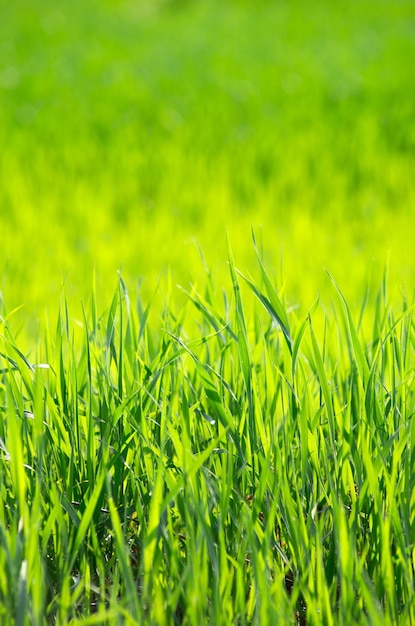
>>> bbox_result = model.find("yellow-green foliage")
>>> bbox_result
[1,0,415,339]
[1,3,415,623]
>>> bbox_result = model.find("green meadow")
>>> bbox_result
[1,0,415,623]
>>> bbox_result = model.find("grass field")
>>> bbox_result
[1,0,415,623]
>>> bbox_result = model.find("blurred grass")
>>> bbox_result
[1,0,415,338]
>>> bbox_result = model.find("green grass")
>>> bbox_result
[1,247,415,624]
[1,0,415,335]
[1,0,415,622]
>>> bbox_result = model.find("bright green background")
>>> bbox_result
[1,0,415,334]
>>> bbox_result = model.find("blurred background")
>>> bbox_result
[1,0,415,337]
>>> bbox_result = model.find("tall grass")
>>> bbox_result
[0,248,414,624]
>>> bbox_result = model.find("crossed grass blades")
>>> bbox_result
[0,245,414,625]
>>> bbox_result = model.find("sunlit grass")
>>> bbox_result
[1,245,415,624]
[1,0,415,622]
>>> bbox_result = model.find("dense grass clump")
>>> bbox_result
[0,248,414,625]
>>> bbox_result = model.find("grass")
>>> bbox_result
[1,244,415,624]
[1,0,415,622]
[1,0,415,334]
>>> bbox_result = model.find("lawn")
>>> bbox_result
[1,0,415,623]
